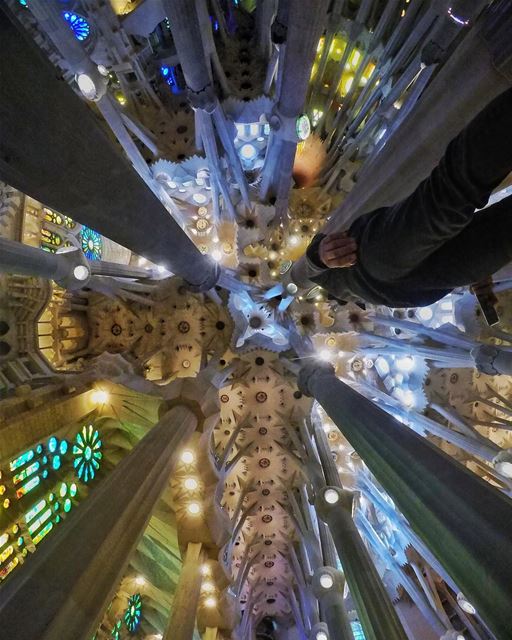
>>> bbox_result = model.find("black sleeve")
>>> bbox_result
[306,233,327,269]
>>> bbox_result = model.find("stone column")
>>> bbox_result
[0,238,90,290]
[0,6,218,291]
[0,405,198,640]
[165,542,205,640]
[260,0,329,219]
[312,423,408,640]
[299,362,512,640]
[317,521,353,640]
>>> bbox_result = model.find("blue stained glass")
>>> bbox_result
[18,0,28,6]
[47,437,58,453]
[124,593,142,633]
[59,440,69,455]
[351,622,366,640]
[62,12,91,41]
[73,425,102,482]
[80,226,102,261]
[52,456,61,471]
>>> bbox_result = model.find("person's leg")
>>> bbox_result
[395,195,512,290]
[356,87,512,281]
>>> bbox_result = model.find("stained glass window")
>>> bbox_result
[351,621,366,640]
[124,593,142,633]
[62,12,91,41]
[111,620,122,639]
[80,226,103,261]
[73,425,102,482]
[43,208,76,229]
[41,227,63,252]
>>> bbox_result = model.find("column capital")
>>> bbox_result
[184,261,221,293]
[187,84,218,113]
[311,566,345,598]
[298,362,336,396]
[471,344,512,375]
[309,622,330,640]
[314,486,354,520]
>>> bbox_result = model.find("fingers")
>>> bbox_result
[320,232,357,268]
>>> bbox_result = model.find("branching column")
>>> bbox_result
[299,362,512,640]
[312,422,408,640]
[0,405,198,640]
[0,6,218,291]
[260,0,329,220]
[164,542,205,640]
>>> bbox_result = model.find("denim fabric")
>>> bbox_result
[309,87,512,307]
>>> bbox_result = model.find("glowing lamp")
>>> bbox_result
[319,573,334,589]
[184,478,199,491]
[135,575,146,586]
[187,502,201,515]
[91,389,109,405]
[201,581,215,593]
[240,144,257,160]
[323,488,339,505]
[73,265,89,281]
[417,307,433,321]
[316,632,328,640]
[204,596,217,608]
[76,74,97,100]
[200,564,210,576]
[181,450,195,464]
[456,592,476,615]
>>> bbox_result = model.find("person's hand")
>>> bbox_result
[470,276,498,305]
[319,232,357,269]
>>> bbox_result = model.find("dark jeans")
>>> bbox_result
[354,87,512,292]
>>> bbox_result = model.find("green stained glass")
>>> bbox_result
[73,425,102,483]
[124,593,142,633]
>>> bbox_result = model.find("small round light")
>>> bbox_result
[200,564,210,576]
[457,592,476,615]
[202,581,215,593]
[187,502,201,515]
[316,632,329,640]
[288,235,299,247]
[240,143,257,160]
[135,575,146,586]
[204,596,217,608]
[319,573,334,589]
[417,307,433,321]
[318,349,331,362]
[211,249,222,262]
[193,193,207,205]
[91,389,109,405]
[97,64,109,76]
[184,478,199,491]
[323,488,339,505]
[73,265,89,281]
[181,450,195,464]
[286,283,298,295]
[76,73,97,100]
